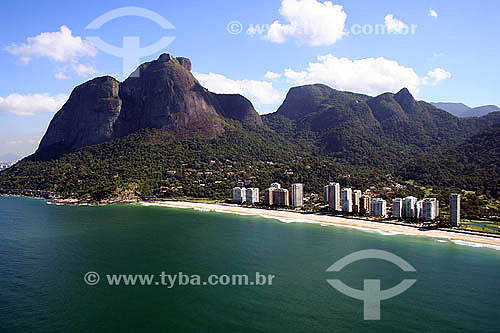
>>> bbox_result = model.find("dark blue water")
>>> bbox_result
[0,196,499,332]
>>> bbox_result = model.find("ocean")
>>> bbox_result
[0,196,499,332]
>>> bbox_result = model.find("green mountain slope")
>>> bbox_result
[398,123,500,198]
[0,122,384,201]
[263,84,500,169]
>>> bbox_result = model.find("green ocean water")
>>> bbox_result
[0,196,499,332]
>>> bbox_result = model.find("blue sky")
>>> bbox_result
[1,0,499,157]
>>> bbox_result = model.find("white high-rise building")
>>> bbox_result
[233,187,246,203]
[450,193,461,227]
[324,184,331,203]
[270,183,281,189]
[341,188,353,212]
[371,198,387,217]
[245,188,260,204]
[352,190,362,214]
[422,198,439,221]
[326,183,341,211]
[290,183,304,207]
[403,196,418,218]
[415,200,424,220]
[392,198,403,219]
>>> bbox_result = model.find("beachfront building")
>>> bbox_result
[245,188,260,204]
[270,183,281,189]
[264,187,275,206]
[450,193,461,227]
[392,198,403,219]
[325,183,341,211]
[403,196,418,218]
[273,189,289,207]
[422,198,439,221]
[290,183,304,207]
[341,188,353,213]
[352,190,362,214]
[360,195,372,216]
[415,200,424,220]
[371,198,387,217]
[324,184,330,203]
[233,187,246,203]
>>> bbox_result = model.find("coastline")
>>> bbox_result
[139,200,500,250]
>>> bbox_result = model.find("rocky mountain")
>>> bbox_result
[263,84,499,167]
[468,105,500,117]
[33,54,262,160]
[431,102,500,118]
[2,59,500,203]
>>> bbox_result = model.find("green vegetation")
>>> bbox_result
[1,80,499,222]
[400,123,500,200]
[0,122,385,202]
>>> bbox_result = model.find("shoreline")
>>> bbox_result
[139,200,500,250]
[3,194,499,250]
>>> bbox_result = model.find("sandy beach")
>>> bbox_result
[140,200,500,250]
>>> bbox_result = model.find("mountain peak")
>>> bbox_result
[395,87,413,99]
[32,54,261,160]
[394,87,416,108]
[157,53,175,62]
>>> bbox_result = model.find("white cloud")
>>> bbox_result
[54,62,101,79]
[55,72,72,80]
[5,26,101,79]
[5,136,41,146]
[0,93,68,116]
[71,63,100,77]
[283,54,451,96]
[260,0,347,46]
[422,68,451,86]
[384,14,409,34]
[5,140,25,145]
[429,9,438,19]
[264,71,282,80]
[194,73,283,106]
[5,25,97,63]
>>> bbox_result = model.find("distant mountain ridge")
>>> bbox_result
[263,84,500,167]
[431,102,500,118]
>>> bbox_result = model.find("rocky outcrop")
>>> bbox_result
[37,76,122,157]
[113,54,225,139]
[212,94,264,126]
[176,57,192,71]
[33,54,262,160]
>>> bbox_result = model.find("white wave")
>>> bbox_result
[451,239,500,251]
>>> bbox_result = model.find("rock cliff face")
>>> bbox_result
[34,54,262,160]
[36,76,122,157]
